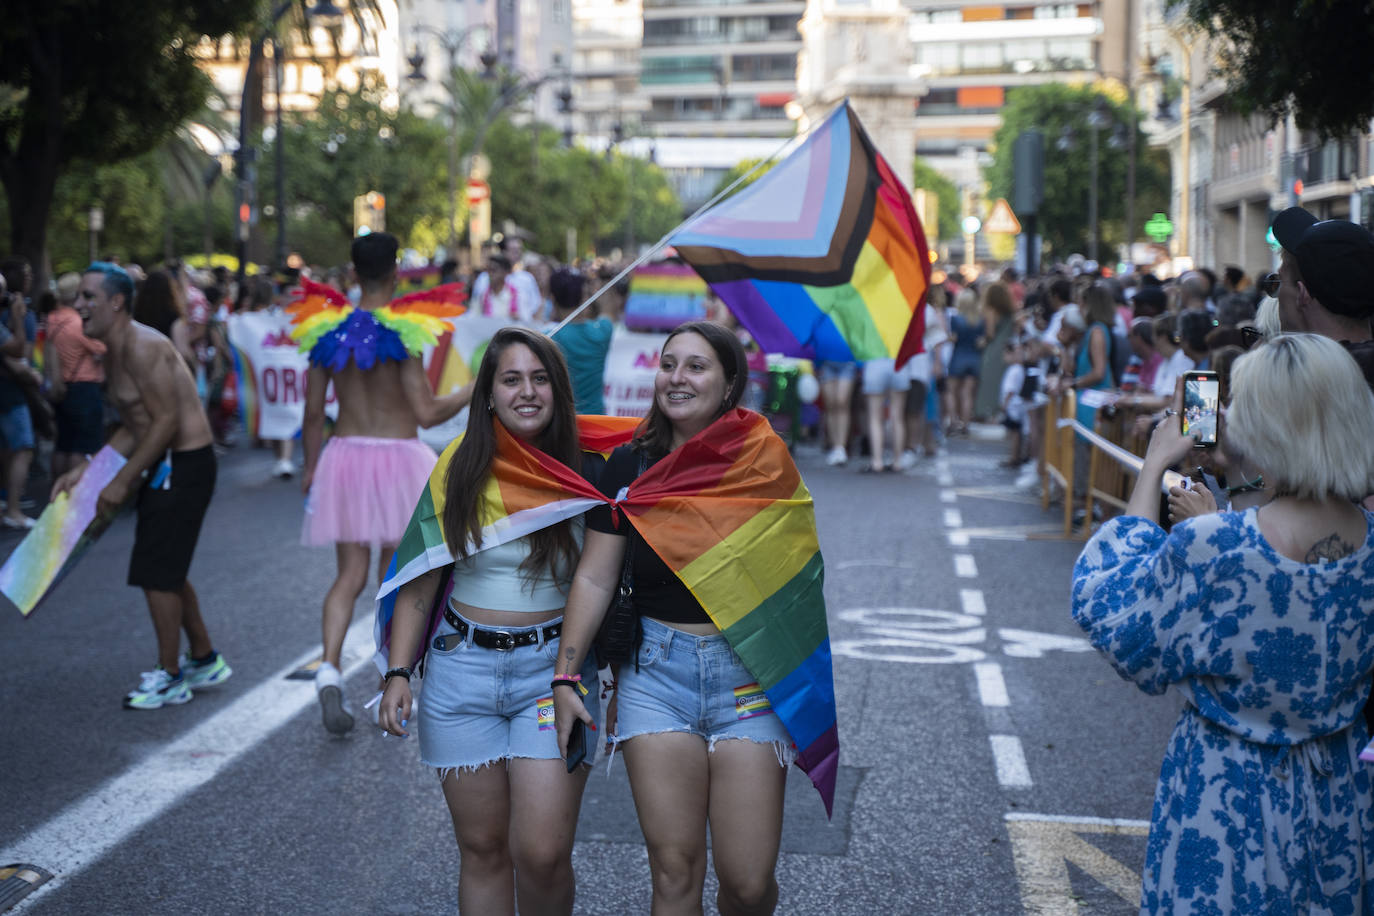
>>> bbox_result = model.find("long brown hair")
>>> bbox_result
[441,327,582,582]
[633,320,748,458]
[133,270,186,337]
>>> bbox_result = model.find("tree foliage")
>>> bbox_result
[1168,0,1374,139]
[260,77,449,265]
[710,159,776,201]
[259,77,684,266]
[911,155,960,241]
[0,1,256,275]
[985,83,1171,258]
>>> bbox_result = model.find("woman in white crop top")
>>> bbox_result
[379,327,600,914]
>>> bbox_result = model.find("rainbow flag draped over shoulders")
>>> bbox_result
[374,410,839,813]
[617,409,838,813]
[670,100,930,368]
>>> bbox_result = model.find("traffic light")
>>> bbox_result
[353,191,386,236]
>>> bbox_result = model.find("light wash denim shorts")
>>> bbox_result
[612,617,795,764]
[418,611,600,777]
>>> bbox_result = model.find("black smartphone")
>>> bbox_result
[565,719,587,773]
[1181,370,1220,449]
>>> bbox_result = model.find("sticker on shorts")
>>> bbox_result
[536,696,556,731]
[733,682,772,720]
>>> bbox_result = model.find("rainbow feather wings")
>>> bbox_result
[375,411,839,813]
[287,279,467,371]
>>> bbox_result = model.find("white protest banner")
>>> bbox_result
[603,327,668,418]
[227,309,336,440]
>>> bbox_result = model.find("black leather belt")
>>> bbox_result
[438,606,562,651]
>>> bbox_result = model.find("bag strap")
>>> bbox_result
[617,451,648,598]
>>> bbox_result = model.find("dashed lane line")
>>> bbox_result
[975,662,1010,707]
[954,554,978,578]
[990,734,1033,788]
[959,589,986,616]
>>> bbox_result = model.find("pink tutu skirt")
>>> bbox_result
[303,436,437,548]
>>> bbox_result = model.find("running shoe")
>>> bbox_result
[181,651,233,689]
[825,446,848,466]
[123,668,192,710]
[272,458,296,479]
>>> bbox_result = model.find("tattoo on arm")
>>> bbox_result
[1305,533,1356,564]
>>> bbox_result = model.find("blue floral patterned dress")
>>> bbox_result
[1072,508,1374,915]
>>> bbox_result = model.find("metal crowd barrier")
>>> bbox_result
[1034,393,1186,539]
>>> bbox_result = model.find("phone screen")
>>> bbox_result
[1181,373,1220,447]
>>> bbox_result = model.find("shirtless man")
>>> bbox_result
[53,262,232,709]
[300,233,472,734]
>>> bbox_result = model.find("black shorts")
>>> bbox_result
[128,445,216,592]
[55,381,105,454]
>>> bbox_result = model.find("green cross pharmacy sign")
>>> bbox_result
[1144,212,1174,242]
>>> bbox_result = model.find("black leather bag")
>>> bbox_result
[594,452,646,666]
[594,526,640,665]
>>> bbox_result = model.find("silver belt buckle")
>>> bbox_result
[491,631,515,651]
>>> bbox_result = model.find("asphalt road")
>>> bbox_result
[0,430,1181,914]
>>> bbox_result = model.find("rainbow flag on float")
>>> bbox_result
[375,410,840,814]
[670,99,930,366]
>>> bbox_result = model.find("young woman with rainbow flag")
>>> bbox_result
[552,321,837,915]
[377,327,603,914]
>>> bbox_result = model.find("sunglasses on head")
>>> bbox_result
[1260,273,1280,298]
[1239,326,1263,350]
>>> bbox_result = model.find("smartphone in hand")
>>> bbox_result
[565,719,587,773]
[1180,370,1220,449]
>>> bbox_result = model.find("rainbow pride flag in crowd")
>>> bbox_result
[624,261,709,331]
[375,410,839,812]
[671,100,930,367]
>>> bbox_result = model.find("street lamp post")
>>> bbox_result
[406,23,490,258]
[1058,97,1124,264]
[235,0,345,286]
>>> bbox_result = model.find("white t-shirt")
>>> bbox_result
[1000,363,1027,422]
[906,304,949,385]
[470,269,542,323]
[1153,348,1196,398]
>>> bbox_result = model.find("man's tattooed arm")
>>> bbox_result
[1305,533,1357,564]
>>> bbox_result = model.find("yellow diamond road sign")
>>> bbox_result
[986,198,1022,235]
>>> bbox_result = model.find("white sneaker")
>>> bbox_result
[272,458,295,479]
[826,446,848,466]
[315,662,354,734]
[897,449,919,471]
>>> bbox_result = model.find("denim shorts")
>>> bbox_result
[861,358,912,395]
[0,401,34,450]
[817,360,858,383]
[612,617,795,763]
[418,611,600,776]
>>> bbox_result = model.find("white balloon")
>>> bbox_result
[797,373,820,404]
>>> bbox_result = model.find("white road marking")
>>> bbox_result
[975,662,1010,707]
[937,473,955,487]
[1004,812,1150,828]
[954,554,978,577]
[990,734,1033,787]
[947,531,971,547]
[1005,814,1149,912]
[939,490,957,503]
[942,508,963,528]
[960,589,986,616]
[1,615,378,911]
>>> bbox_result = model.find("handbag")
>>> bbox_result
[594,451,647,666]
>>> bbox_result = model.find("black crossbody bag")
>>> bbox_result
[594,451,647,666]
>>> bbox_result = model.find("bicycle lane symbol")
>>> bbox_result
[831,607,1094,664]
